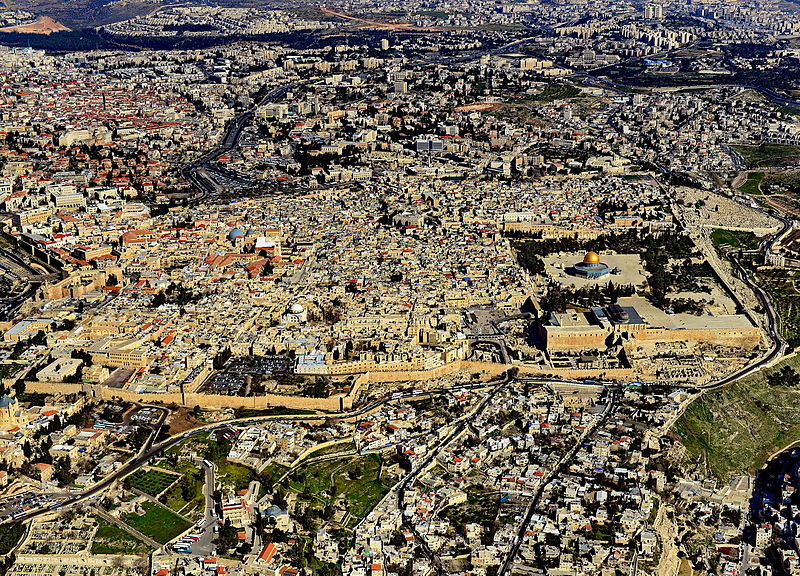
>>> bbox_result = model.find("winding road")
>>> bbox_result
[498,387,620,576]
[2,32,797,576]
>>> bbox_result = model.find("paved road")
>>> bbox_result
[722,143,747,172]
[694,214,793,391]
[185,459,217,557]
[137,403,171,455]
[394,375,515,574]
[574,66,800,113]
[0,378,532,524]
[497,388,620,575]
[2,211,790,526]
[181,83,302,203]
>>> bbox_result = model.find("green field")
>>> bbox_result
[91,517,151,555]
[123,501,191,544]
[733,143,800,169]
[165,432,286,496]
[159,461,205,516]
[216,460,259,492]
[124,468,180,497]
[739,171,765,195]
[762,170,800,194]
[531,83,582,101]
[286,453,388,526]
[710,228,760,252]
[672,354,800,481]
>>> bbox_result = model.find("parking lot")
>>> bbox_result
[208,354,293,395]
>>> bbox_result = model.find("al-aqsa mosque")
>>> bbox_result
[571,251,613,280]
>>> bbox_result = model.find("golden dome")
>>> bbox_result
[583,251,601,265]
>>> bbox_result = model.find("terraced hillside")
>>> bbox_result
[672,355,800,481]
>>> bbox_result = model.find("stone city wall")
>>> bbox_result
[13,553,145,569]
[516,363,635,380]
[24,359,632,414]
[361,360,510,383]
[634,327,761,349]
[543,325,760,352]
[24,380,352,412]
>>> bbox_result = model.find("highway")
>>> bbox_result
[179,33,800,208]
[485,85,792,572]
[181,82,302,203]
[138,403,170,455]
[693,213,793,391]
[2,32,797,566]
[178,32,558,201]
[2,239,788,524]
[722,143,747,172]
[180,458,217,557]
[573,64,800,112]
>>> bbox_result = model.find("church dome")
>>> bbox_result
[228,228,245,240]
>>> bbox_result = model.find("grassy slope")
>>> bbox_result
[732,144,800,169]
[123,501,191,544]
[672,355,800,481]
[710,228,759,251]
[739,171,765,195]
[286,453,388,525]
[91,517,151,555]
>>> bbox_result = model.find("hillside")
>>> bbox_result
[672,355,800,481]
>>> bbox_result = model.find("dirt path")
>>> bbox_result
[653,502,681,576]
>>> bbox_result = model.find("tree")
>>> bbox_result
[303,377,329,398]
[216,519,238,551]
[53,456,75,486]
[767,365,798,387]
